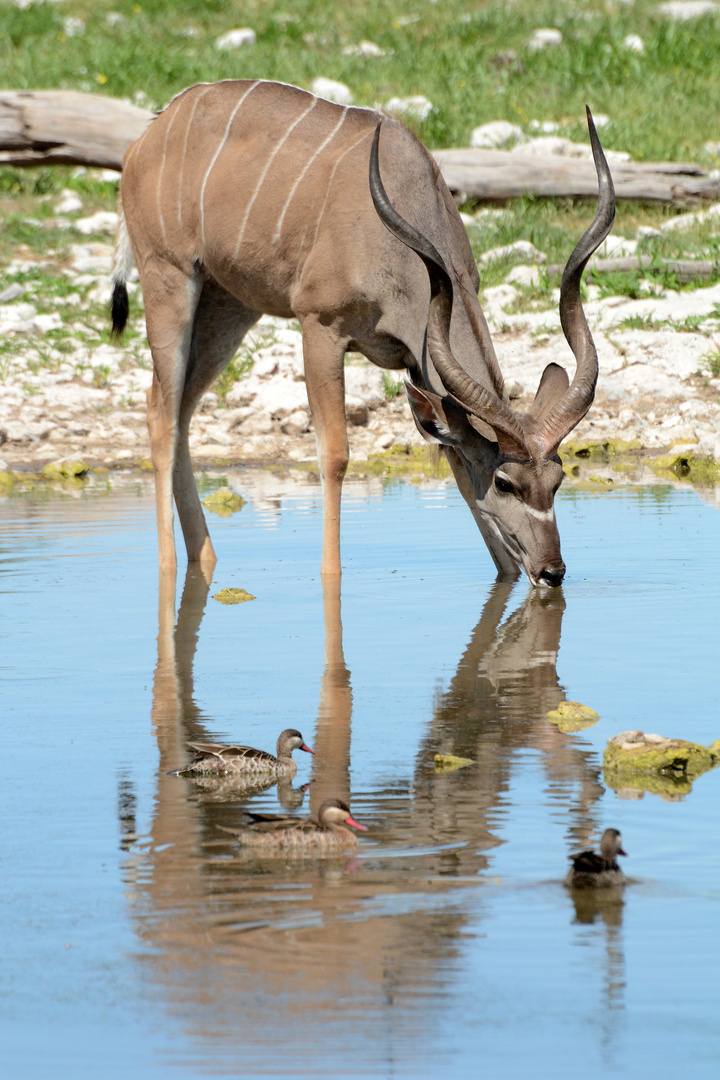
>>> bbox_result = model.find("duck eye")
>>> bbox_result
[494,475,515,495]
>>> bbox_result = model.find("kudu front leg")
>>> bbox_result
[143,265,202,571]
[302,317,349,577]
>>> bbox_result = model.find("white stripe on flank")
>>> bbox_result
[199,81,260,248]
[273,108,349,245]
[233,98,319,259]
[156,102,183,246]
[177,88,212,231]
[524,505,556,522]
[311,129,372,248]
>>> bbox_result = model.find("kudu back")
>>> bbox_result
[112,80,614,584]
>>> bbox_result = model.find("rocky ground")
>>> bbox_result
[2,213,720,480]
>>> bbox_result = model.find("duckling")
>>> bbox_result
[172,728,313,778]
[219,797,367,854]
[566,828,627,888]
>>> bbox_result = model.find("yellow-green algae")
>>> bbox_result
[202,487,247,516]
[136,457,154,473]
[603,730,720,799]
[561,439,642,461]
[648,453,720,485]
[434,753,475,772]
[213,587,255,605]
[42,459,89,480]
[546,701,600,733]
[0,470,15,493]
[350,445,452,480]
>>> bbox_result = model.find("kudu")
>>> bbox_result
[111,80,614,584]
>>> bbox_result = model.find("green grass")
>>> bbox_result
[4,0,720,308]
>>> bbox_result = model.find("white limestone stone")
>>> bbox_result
[214,28,257,50]
[312,78,354,105]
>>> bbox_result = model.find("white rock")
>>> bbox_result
[482,284,519,313]
[214,28,257,50]
[623,33,645,52]
[62,16,84,36]
[341,40,386,57]
[529,119,560,134]
[477,240,547,268]
[345,395,370,426]
[596,235,638,258]
[33,313,63,332]
[74,211,119,236]
[658,1,719,20]
[0,283,24,303]
[637,225,663,239]
[252,381,309,420]
[511,136,630,162]
[505,265,541,287]
[253,355,279,379]
[312,78,354,105]
[470,121,525,149]
[528,28,563,50]
[54,190,83,215]
[344,364,385,409]
[384,95,433,121]
[280,409,310,436]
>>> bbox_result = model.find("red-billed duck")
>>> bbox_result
[173,728,313,778]
[219,797,368,853]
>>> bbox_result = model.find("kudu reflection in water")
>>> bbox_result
[119,571,622,1049]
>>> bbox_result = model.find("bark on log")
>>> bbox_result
[0,90,152,169]
[546,255,718,284]
[1,90,719,206]
[433,147,720,204]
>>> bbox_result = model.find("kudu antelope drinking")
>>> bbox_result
[111,80,614,584]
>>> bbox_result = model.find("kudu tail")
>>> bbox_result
[110,202,133,339]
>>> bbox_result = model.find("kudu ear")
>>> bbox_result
[527,363,570,424]
[404,380,456,444]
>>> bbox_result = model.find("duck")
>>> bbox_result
[218,797,368,854]
[172,728,313,778]
[566,828,627,888]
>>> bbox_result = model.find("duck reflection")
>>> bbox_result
[121,567,621,1059]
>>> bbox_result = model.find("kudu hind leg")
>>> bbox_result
[302,317,349,577]
[144,267,202,571]
[174,284,260,566]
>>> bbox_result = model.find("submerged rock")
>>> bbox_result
[434,753,475,772]
[202,487,247,516]
[42,459,89,479]
[547,701,600,733]
[603,730,720,800]
[213,588,256,605]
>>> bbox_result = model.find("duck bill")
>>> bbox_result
[618,846,627,857]
[346,816,368,832]
[301,744,314,754]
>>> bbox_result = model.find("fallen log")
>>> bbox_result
[546,255,719,284]
[434,147,720,204]
[1,90,719,206]
[0,90,152,169]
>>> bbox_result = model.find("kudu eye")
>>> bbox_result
[494,475,516,496]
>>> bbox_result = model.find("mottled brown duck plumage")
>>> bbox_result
[173,728,313,778]
[219,798,368,854]
[566,828,627,888]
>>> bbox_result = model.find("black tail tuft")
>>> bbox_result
[110,280,130,339]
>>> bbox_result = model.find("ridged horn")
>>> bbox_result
[532,107,616,458]
[369,122,530,459]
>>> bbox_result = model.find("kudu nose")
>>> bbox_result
[538,565,566,588]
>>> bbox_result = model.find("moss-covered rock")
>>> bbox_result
[136,457,154,473]
[561,439,641,461]
[603,729,720,799]
[0,470,15,493]
[434,753,475,772]
[213,587,255,605]
[202,486,247,516]
[547,701,600,733]
[648,453,720,485]
[42,459,89,480]
[350,445,452,479]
